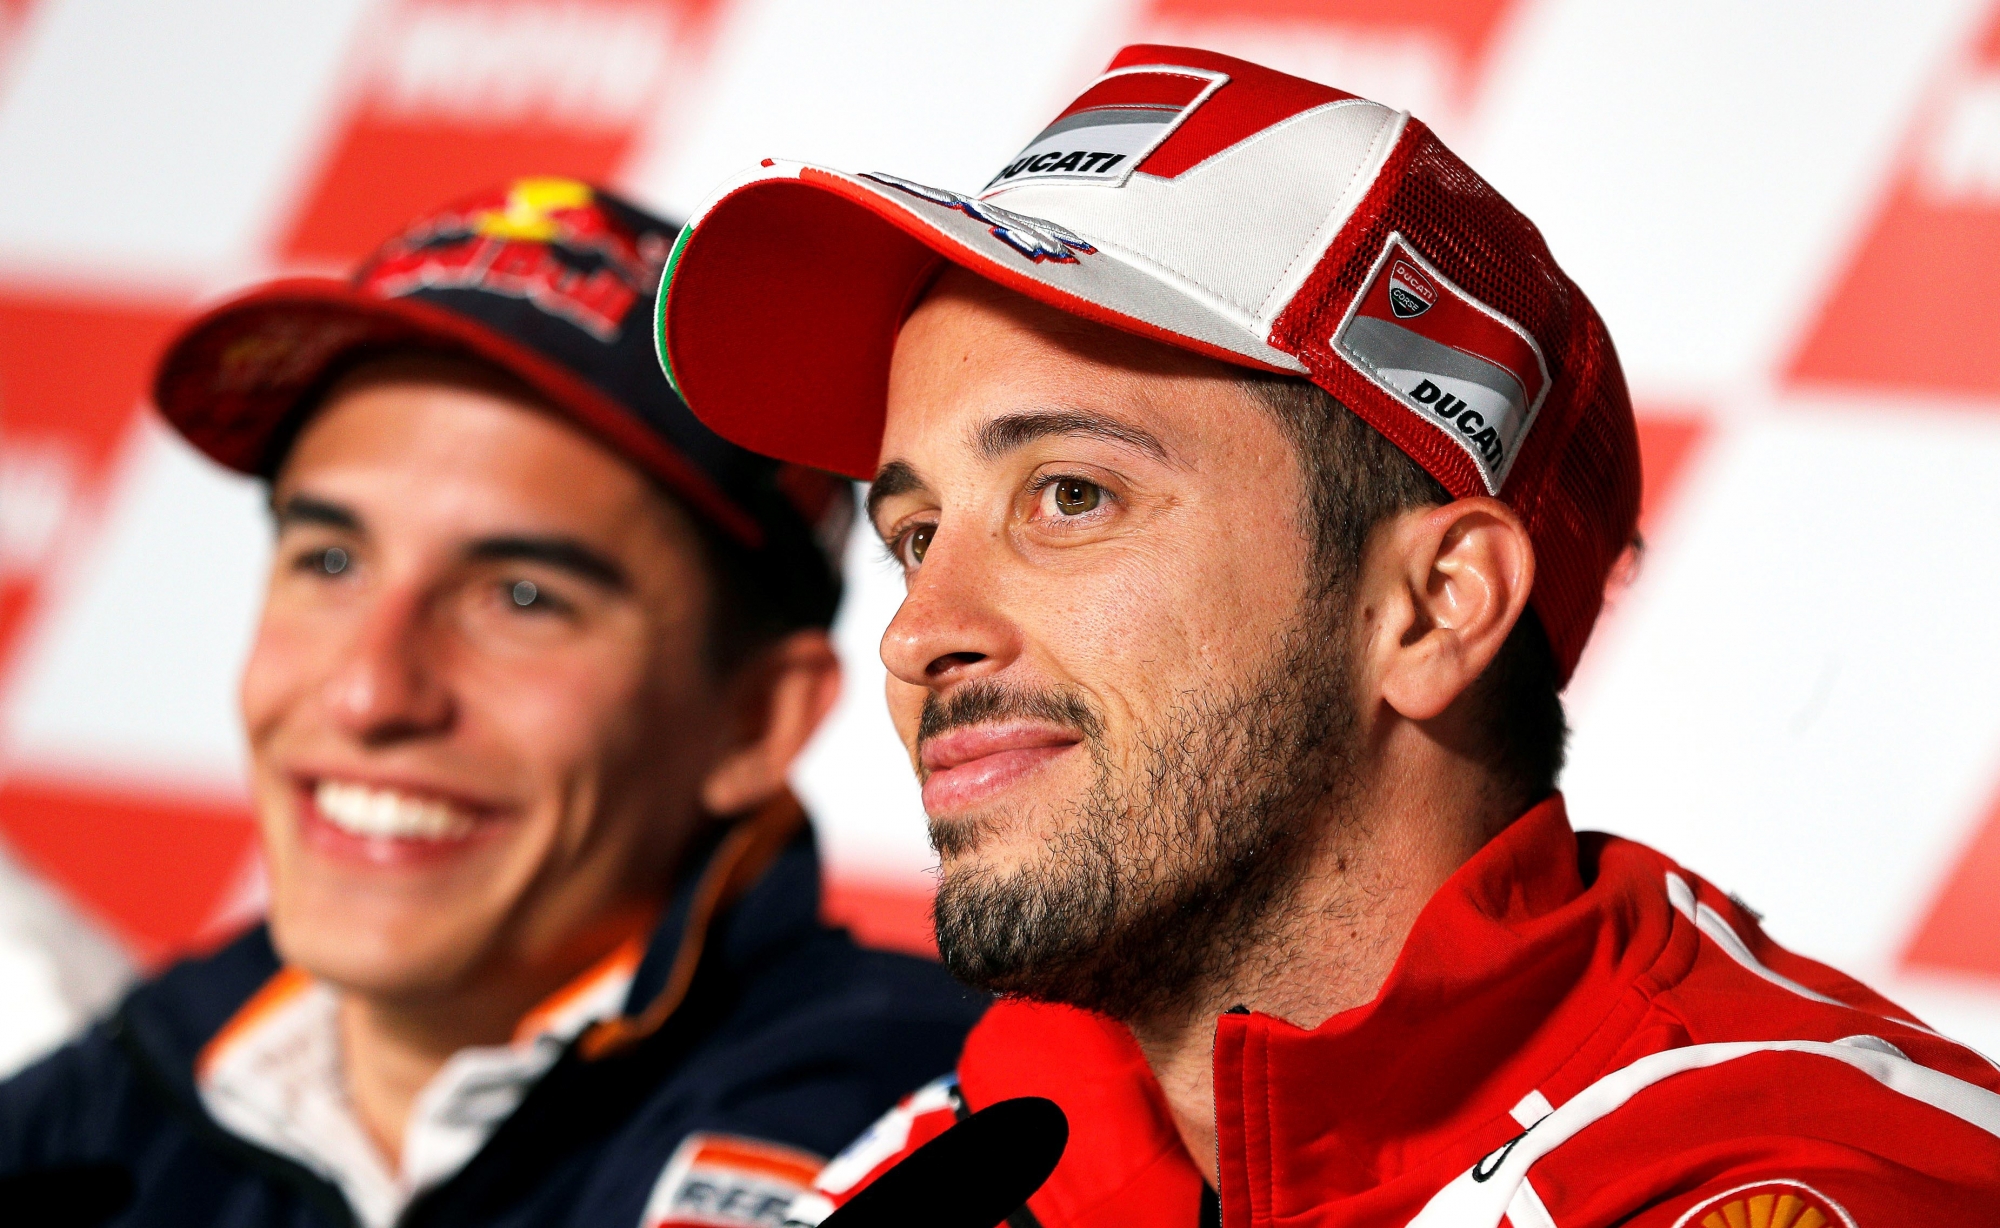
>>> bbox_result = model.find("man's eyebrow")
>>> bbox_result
[866,459,929,528]
[974,409,1175,465]
[465,537,629,590]
[272,492,362,532]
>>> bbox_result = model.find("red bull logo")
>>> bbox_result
[359,178,657,340]
[467,178,606,244]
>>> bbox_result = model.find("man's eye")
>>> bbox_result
[498,579,574,618]
[299,546,348,575]
[902,524,935,566]
[1051,479,1102,516]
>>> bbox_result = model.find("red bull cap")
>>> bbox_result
[157,178,849,630]
[652,45,1641,682]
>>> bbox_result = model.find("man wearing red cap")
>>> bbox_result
[655,47,2000,1227]
[0,179,981,1228]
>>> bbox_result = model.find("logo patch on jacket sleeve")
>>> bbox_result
[639,1133,825,1228]
[1332,235,1550,493]
[1674,1180,1856,1228]
[983,66,1228,193]
[777,1074,965,1228]
[809,1074,962,1200]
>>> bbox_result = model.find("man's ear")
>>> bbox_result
[699,630,843,815]
[1360,497,1534,722]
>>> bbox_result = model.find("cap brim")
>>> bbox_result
[657,162,1305,481]
[155,279,762,544]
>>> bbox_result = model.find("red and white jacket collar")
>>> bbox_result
[801,795,2000,1228]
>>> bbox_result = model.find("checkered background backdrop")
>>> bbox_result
[2,0,1999,1074]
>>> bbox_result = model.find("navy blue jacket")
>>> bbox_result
[0,808,983,1227]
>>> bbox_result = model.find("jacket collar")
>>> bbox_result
[584,792,808,1057]
[1213,794,1678,1222]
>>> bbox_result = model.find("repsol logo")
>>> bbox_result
[993,150,1128,182]
[1409,379,1504,464]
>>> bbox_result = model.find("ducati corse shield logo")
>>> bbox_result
[1388,259,1435,318]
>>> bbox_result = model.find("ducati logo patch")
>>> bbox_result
[1387,259,1435,318]
[1332,234,1550,492]
[983,65,1228,192]
[638,1133,824,1228]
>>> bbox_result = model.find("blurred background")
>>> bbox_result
[1,0,1998,1073]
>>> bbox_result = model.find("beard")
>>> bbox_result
[925,607,1361,1024]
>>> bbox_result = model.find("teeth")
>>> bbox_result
[314,780,475,841]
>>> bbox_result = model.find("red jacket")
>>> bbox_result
[794,796,2000,1227]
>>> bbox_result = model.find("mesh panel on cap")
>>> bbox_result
[1270,122,1640,680]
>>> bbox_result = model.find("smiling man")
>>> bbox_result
[655,46,2000,1228]
[0,181,981,1228]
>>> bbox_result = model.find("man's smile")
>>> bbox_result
[294,771,508,866]
[918,721,1084,816]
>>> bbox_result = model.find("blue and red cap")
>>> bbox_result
[155,178,848,628]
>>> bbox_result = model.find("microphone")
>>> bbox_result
[0,1162,136,1227]
[819,1096,1069,1228]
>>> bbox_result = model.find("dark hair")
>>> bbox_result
[686,502,843,677]
[1239,372,1567,802]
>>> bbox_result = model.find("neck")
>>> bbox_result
[1127,741,1525,1187]
[337,989,516,1167]
[333,900,660,1167]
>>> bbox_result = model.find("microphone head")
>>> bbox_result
[0,1162,137,1228]
[821,1096,1069,1228]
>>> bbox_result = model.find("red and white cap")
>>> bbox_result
[654,44,1640,683]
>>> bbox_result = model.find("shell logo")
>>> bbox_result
[1697,1190,1838,1228]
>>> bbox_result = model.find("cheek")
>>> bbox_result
[466,654,633,788]
[476,631,714,811]
[1007,530,1304,721]
[239,609,332,747]
[886,674,924,752]
[1124,492,1315,670]
[1023,544,1197,668]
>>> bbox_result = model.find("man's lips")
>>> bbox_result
[919,722,1083,815]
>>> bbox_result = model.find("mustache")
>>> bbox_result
[917,679,1105,756]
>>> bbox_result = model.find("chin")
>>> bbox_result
[267,895,484,999]
[933,805,1071,880]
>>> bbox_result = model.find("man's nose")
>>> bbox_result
[881,526,1020,689]
[325,584,455,743]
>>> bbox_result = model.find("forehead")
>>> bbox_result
[276,365,671,538]
[882,268,1265,466]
